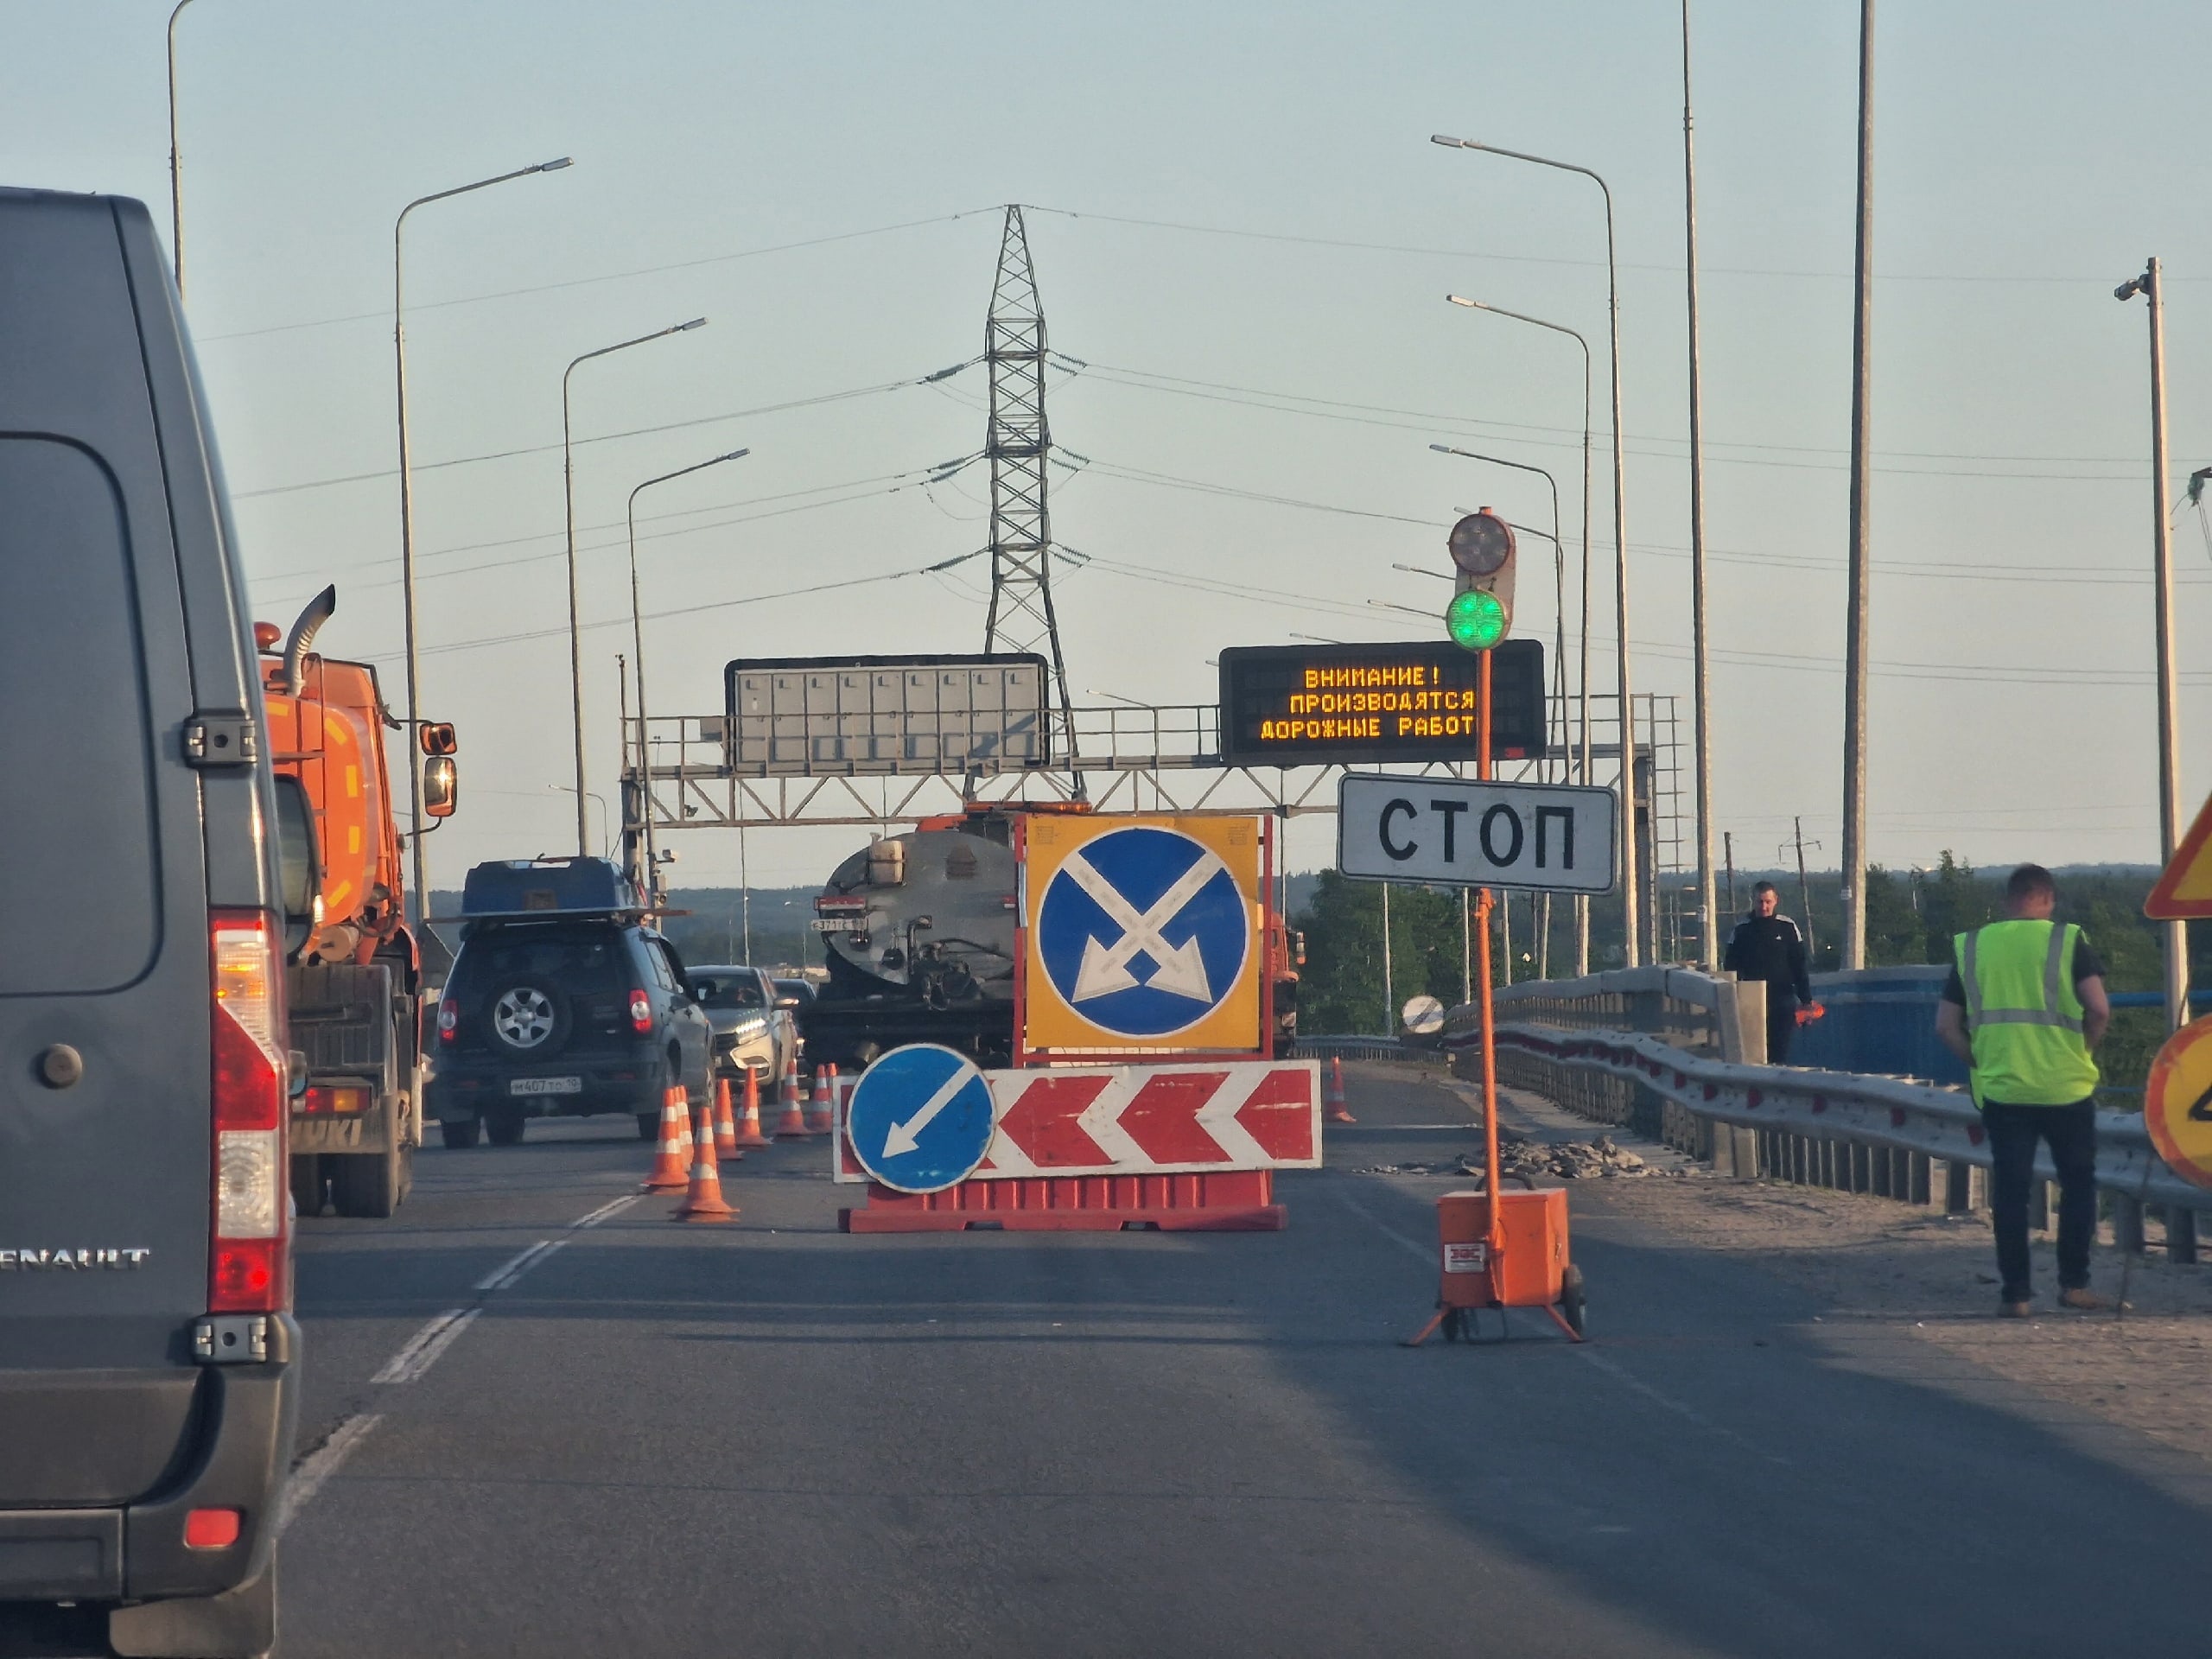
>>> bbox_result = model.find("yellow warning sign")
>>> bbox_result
[2145,1017,2212,1191]
[1021,814,1263,1056]
[2144,791,2212,919]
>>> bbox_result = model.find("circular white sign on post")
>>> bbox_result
[1402,995,1446,1035]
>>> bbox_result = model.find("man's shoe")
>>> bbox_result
[2057,1287,2107,1311]
[1999,1300,2031,1319]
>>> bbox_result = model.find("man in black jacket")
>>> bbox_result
[1725,882,1815,1062]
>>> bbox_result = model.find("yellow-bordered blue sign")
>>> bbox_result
[1023,815,1262,1054]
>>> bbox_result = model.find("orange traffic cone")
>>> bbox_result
[642,1086,692,1190]
[772,1061,813,1140]
[778,1052,802,1108]
[730,1067,773,1149]
[672,1101,737,1223]
[804,1063,837,1135]
[712,1076,742,1162]
[1325,1055,1357,1124]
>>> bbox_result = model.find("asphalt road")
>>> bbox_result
[276,1067,2212,1658]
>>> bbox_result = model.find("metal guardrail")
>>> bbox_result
[1438,964,2205,1260]
[1293,1035,1428,1064]
[1472,1022,2203,1213]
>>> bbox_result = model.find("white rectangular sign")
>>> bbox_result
[1336,773,1617,893]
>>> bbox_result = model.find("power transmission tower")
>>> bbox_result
[980,205,1081,788]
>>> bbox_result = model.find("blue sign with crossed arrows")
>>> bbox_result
[845,1044,997,1193]
[1033,824,1251,1038]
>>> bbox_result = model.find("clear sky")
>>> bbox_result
[6,0,2208,895]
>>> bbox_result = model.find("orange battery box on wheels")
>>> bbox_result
[1413,1185,1583,1344]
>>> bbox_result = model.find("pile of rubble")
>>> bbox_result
[1357,1134,1665,1181]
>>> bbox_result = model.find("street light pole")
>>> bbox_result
[166,0,199,298]
[1681,0,1719,969]
[627,448,751,900]
[2118,258,2190,1032]
[395,156,572,922]
[1840,0,1876,970]
[563,318,708,855]
[1433,134,1642,965]
[1445,295,1595,973]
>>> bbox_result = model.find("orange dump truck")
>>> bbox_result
[256,587,458,1217]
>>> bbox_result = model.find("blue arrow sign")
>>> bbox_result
[845,1044,996,1193]
[1035,825,1250,1038]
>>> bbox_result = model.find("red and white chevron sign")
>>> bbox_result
[974,1058,1321,1178]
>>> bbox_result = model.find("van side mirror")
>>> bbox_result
[288,1050,310,1101]
[419,721,457,757]
[423,755,459,818]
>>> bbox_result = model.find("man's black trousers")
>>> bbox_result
[1982,1099,2097,1302]
[1764,996,1796,1065]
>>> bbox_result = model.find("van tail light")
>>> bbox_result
[437,995,459,1045]
[210,911,288,1314]
[628,989,653,1034]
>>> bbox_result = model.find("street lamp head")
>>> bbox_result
[536,157,575,174]
[674,316,708,332]
[1445,294,1484,309]
[2115,274,2147,302]
[717,448,751,464]
[1429,134,1470,149]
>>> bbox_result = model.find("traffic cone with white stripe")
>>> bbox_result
[672,1099,737,1223]
[772,1060,814,1140]
[804,1063,837,1135]
[1325,1056,1357,1124]
[730,1067,773,1149]
[712,1076,742,1162]
[778,1052,802,1109]
[642,1086,692,1190]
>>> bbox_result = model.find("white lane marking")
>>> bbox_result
[276,1413,380,1534]
[476,1237,567,1293]
[571,1193,641,1230]
[1334,1183,1787,1465]
[372,1308,480,1384]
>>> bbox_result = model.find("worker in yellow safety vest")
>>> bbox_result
[1934,863,2112,1318]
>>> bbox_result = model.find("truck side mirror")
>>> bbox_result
[419,721,457,757]
[271,775,323,961]
[423,755,459,818]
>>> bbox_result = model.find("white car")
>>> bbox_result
[688,965,801,1082]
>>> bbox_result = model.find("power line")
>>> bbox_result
[1021,203,2212,288]
[232,362,978,502]
[198,209,998,344]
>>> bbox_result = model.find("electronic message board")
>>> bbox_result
[723,654,1048,777]
[1217,639,1545,768]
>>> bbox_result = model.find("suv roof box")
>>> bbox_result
[459,856,643,921]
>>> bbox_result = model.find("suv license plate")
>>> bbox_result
[511,1076,583,1096]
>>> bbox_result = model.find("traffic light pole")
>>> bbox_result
[1475,647,1503,1281]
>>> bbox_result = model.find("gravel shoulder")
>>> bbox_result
[1371,1060,2212,1471]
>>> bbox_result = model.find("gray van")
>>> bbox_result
[0,189,301,1656]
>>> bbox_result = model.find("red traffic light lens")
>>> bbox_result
[1448,511,1514,577]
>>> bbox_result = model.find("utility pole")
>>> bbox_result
[1840,0,1876,969]
[1681,0,1719,970]
[2117,258,2190,1033]
[1381,883,1395,1036]
[1461,888,1472,1003]
[1788,817,1821,963]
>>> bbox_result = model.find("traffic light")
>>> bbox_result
[1444,509,1516,652]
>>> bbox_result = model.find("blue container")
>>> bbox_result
[460,856,641,920]
[1794,966,1967,1086]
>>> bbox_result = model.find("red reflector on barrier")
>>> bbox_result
[184,1509,242,1549]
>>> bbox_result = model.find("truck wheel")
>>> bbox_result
[288,1154,324,1216]
[330,1136,405,1219]
[485,1106,527,1147]
[441,1116,482,1149]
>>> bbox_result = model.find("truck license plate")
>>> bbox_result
[510,1076,582,1096]
[810,918,865,933]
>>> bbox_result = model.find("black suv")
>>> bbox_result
[427,859,712,1146]
[1,189,300,1656]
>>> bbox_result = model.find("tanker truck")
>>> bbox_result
[802,804,1301,1069]
[257,588,458,1217]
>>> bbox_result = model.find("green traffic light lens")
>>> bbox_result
[1446,588,1507,652]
